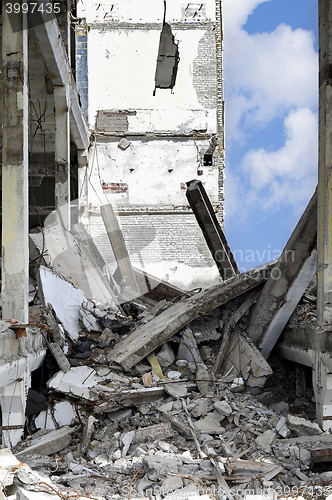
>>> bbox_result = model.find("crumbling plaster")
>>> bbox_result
[77,0,223,289]
[87,28,216,129]
[80,1,216,25]
[87,139,219,208]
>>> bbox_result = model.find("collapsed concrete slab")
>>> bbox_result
[47,366,111,399]
[186,179,239,280]
[0,321,46,448]
[221,331,273,388]
[247,189,317,358]
[15,427,77,457]
[132,266,184,302]
[30,223,119,309]
[35,401,78,430]
[214,289,261,374]
[108,262,275,371]
[38,266,84,342]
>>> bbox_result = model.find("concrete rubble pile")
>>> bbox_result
[1,190,328,500]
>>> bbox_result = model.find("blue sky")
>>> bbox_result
[223,0,318,271]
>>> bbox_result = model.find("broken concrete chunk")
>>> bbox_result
[161,475,183,493]
[230,377,245,392]
[0,448,21,487]
[39,266,85,341]
[214,400,232,417]
[178,328,201,363]
[158,402,173,413]
[163,413,192,439]
[286,414,322,436]
[225,457,282,483]
[222,331,272,387]
[164,382,188,399]
[255,429,276,453]
[134,423,173,444]
[156,342,175,368]
[47,366,106,400]
[31,223,118,308]
[196,362,214,396]
[90,348,107,364]
[79,307,102,332]
[121,430,135,457]
[191,398,210,418]
[16,427,77,457]
[80,416,97,454]
[107,263,274,371]
[143,454,182,479]
[276,416,291,438]
[35,401,77,430]
[193,412,225,435]
[48,343,71,372]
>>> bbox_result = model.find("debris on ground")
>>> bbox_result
[2,192,329,499]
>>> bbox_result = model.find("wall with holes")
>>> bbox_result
[86,138,218,209]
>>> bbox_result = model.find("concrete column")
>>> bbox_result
[318,0,332,324]
[2,0,29,323]
[54,86,71,230]
[78,149,88,216]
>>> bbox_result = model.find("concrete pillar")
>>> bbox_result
[2,0,29,323]
[78,149,88,215]
[318,0,332,324]
[54,86,71,230]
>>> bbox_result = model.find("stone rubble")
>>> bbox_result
[3,226,331,500]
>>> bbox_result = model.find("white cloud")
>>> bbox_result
[223,0,318,223]
[223,0,272,32]
[224,23,318,138]
[242,107,317,211]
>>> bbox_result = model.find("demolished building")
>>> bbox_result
[77,0,225,289]
[3,0,332,498]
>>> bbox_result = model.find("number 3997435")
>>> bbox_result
[5,2,61,14]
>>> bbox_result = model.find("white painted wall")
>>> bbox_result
[87,29,217,130]
[78,0,222,289]
[78,0,216,25]
[87,139,218,209]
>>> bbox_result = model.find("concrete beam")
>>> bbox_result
[247,190,317,356]
[186,179,239,280]
[54,86,70,229]
[101,204,141,296]
[32,5,89,149]
[258,249,317,359]
[318,0,332,324]
[2,0,29,323]
[108,262,274,371]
